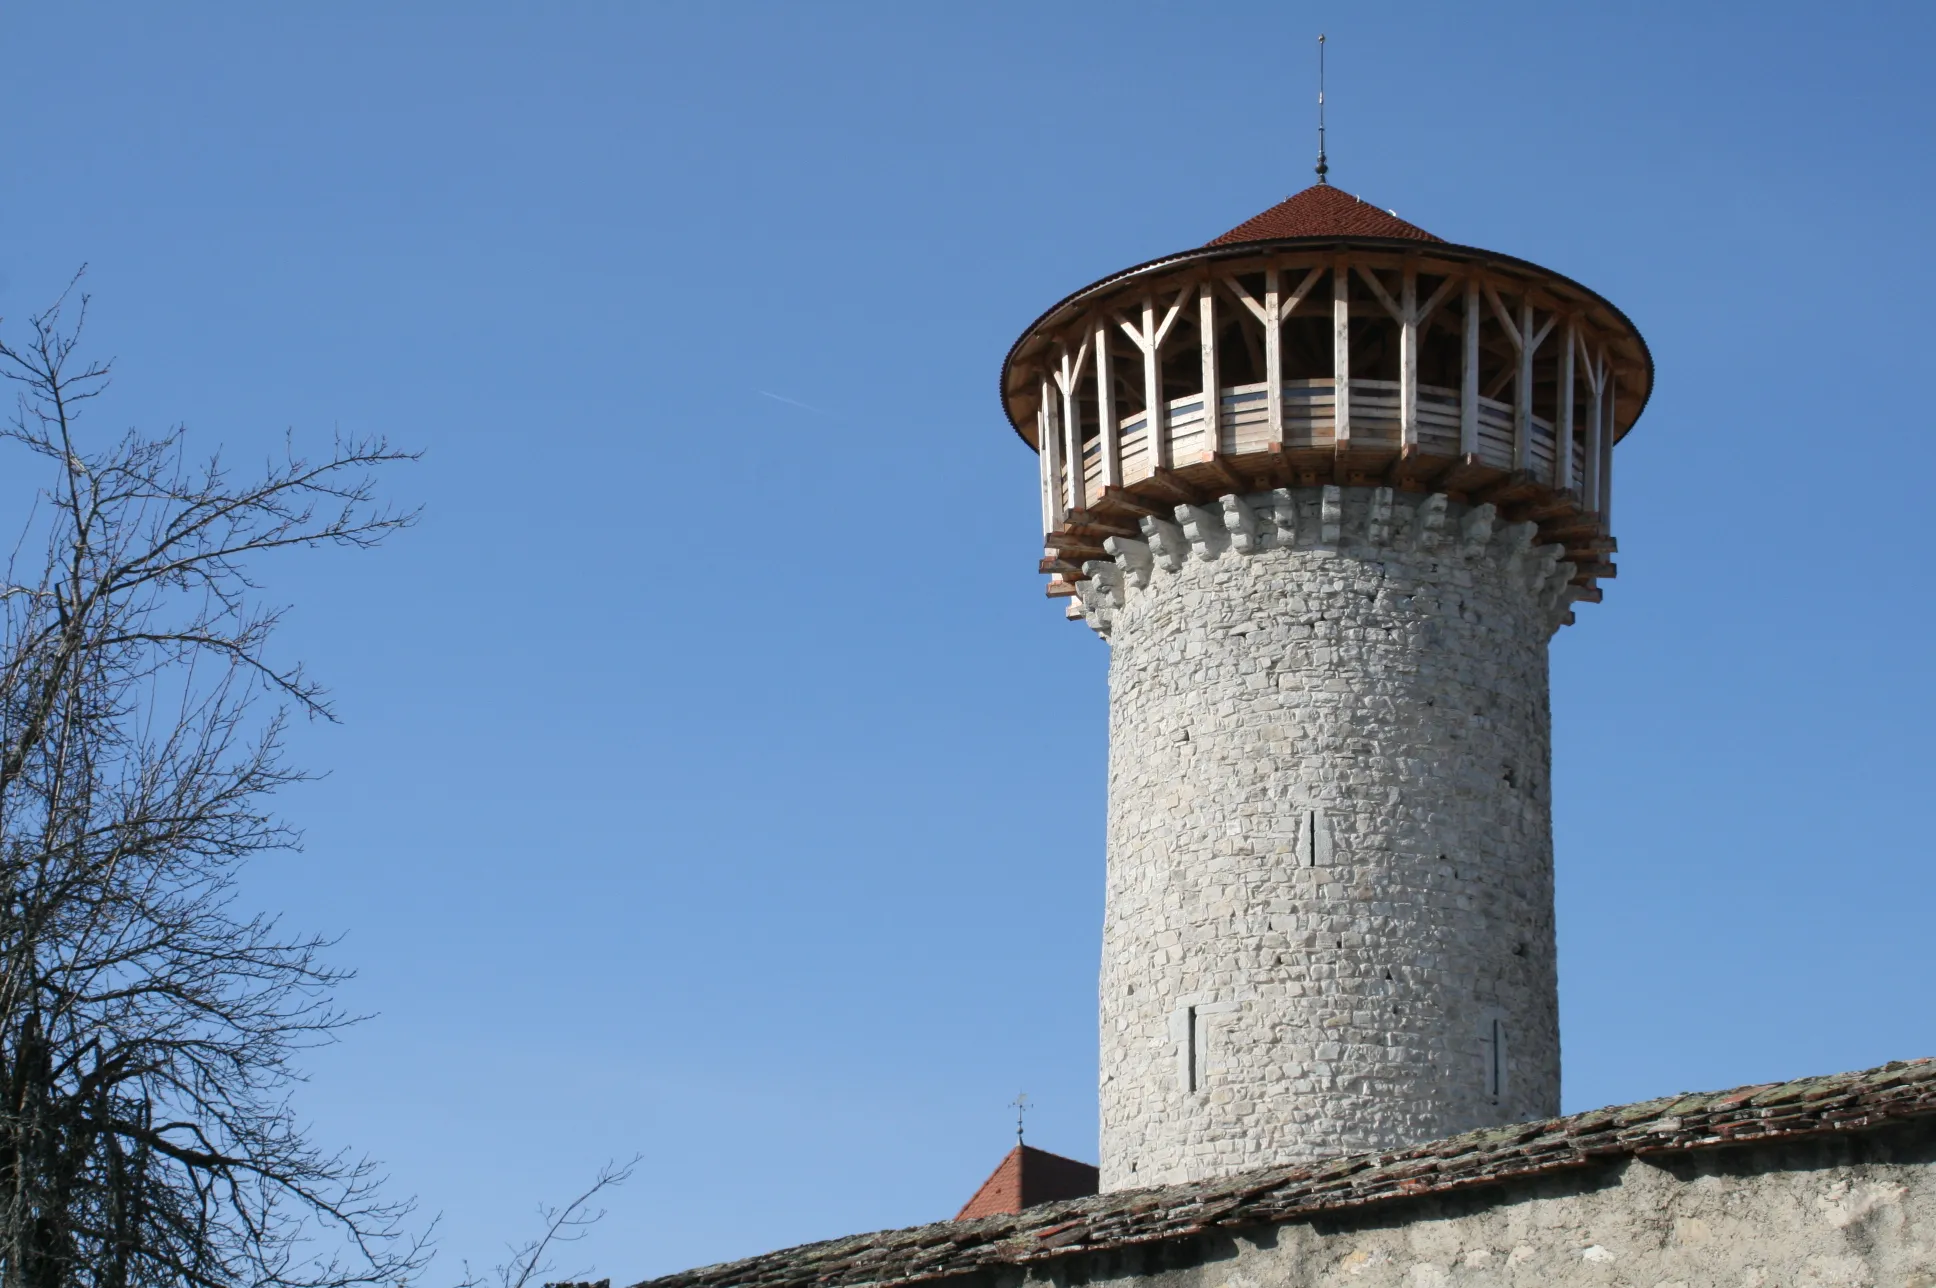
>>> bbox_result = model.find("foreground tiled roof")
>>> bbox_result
[635,1057,1936,1288]
[1207,183,1442,246]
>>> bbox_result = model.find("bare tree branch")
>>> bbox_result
[0,274,424,1288]
[451,1158,638,1288]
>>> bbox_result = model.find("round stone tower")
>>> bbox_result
[999,183,1652,1190]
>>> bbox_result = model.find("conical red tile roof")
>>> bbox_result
[1208,183,1441,246]
[953,1144,1099,1220]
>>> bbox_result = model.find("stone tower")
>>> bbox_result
[999,184,1651,1191]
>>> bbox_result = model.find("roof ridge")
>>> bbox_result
[633,1056,1936,1288]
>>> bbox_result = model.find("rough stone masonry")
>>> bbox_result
[637,1060,1936,1288]
[1072,484,1582,1190]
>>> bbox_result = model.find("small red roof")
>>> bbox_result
[954,1144,1099,1221]
[1207,183,1441,246]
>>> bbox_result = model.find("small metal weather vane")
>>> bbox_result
[1010,1092,1029,1144]
[1315,34,1330,185]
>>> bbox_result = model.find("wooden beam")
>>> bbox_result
[1400,262,1419,448]
[1601,379,1617,522]
[1096,321,1120,491]
[1485,283,1522,350]
[1483,363,1517,402]
[1098,485,1167,518]
[1284,263,1328,315]
[1062,383,1083,511]
[1563,536,1618,556]
[1204,452,1246,491]
[1199,282,1220,456]
[1035,399,1052,537]
[1556,316,1576,491]
[1060,509,1142,538]
[1354,264,1404,321]
[1333,257,1352,449]
[1221,274,1268,324]
[1461,277,1480,457]
[1261,441,1298,487]
[1384,441,1434,488]
[1145,466,1196,502]
[1141,295,1165,473]
[1040,376,1065,530]
[1264,266,1283,443]
[1521,492,1582,521]
[1042,537,1109,560]
[1514,300,1533,472]
[1415,272,1460,328]
[1437,452,1500,496]
[1528,312,1558,353]
[1538,516,1610,544]
[1056,340,1089,512]
[1152,287,1188,349]
[1582,340,1605,516]
[1474,469,1539,505]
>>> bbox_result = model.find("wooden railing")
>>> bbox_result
[1031,254,1629,544]
[1078,379,1567,499]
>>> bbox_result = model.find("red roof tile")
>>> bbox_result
[1207,184,1441,246]
[637,1056,1936,1288]
[955,1145,1099,1221]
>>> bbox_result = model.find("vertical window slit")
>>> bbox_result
[1186,1006,1199,1093]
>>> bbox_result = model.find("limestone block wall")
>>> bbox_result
[1074,486,1583,1190]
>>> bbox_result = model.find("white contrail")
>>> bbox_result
[755,389,826,414]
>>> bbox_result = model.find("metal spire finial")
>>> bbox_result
[1010,1092,1028,1145]
[1315,34,1329,185]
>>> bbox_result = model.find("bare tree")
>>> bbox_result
[0,276,422,1288]
[457,1158,639,1288]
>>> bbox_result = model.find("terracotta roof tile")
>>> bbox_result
[633,1057,1936,1288]
[1207,183,1441,246]
[955,1145,1099,1220]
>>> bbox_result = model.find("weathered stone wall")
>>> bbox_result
[1077,486,1582,1190]
[995,1124,1936,1288]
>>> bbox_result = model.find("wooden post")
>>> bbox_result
[1036,398,1054,535]
[1581,338,1605,515]
[1117,288,1187,468]
[1052,339,1091,512]
[1461,277,1480,457]
[1601,376,1617,523]
[1333,257,1352,447]
[1400,263,1419,448]
[1061,375,1082,512]
[1040,375,1065,529]
[1514,300,1534,472]
[1584,381,1603,512]
[1220,265,1324,450]
[1096,320,1120,490]
[1264,266,1283,443]
[1556,316,1576,490]
[1199,282,1219,455]
[1141,295,1163,472]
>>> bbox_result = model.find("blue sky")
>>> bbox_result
[3,1,1933,1281]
